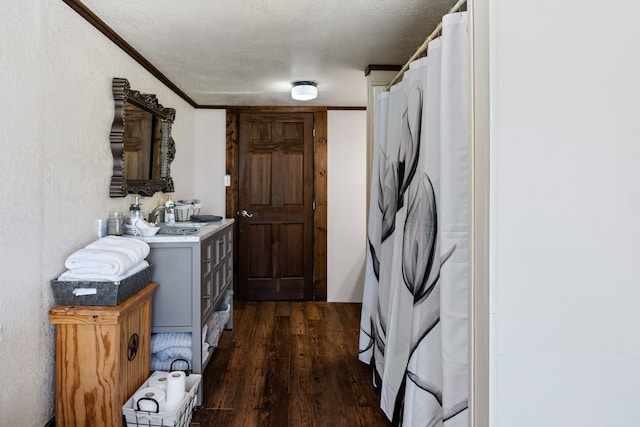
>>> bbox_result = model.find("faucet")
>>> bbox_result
[148,205,167,224]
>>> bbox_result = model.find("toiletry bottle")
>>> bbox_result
[107,212,124,235]
[129,196,142,226]
[165,196,175,224]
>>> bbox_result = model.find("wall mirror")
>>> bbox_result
[110,77,176,197]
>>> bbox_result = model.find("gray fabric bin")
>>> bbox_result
[51,265,152,306]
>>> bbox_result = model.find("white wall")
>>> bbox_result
[193,109,227,216]
[327,110,367,302]
[488,1,640,425]
[0,1,224,424]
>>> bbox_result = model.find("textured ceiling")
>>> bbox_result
[80,0,456,107]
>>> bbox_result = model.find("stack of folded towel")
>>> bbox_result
[150,333,192,371]
[58,236,150,282]
[206,303,231,348]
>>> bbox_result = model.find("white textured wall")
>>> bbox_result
[327,110,367,302]
[489,1,640,425]
[193,109,227,216]
[0,1,219,424]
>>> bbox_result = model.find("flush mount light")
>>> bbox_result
[291,81,318,101]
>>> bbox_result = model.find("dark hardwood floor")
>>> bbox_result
[190,300,392,427]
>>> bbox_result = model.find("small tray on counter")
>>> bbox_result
[157,227,199,235]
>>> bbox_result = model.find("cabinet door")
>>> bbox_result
[119,296,152,408]
[224,227,233,258]
[148,246,193,327]
[201,237,215,321]
[223,254,233,289]
[51,286,154,427]
[215,233,225,292]
[201,274,213,320]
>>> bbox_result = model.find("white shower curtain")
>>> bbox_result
[359,12,469,426]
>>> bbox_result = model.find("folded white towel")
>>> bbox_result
[64,236,150,275]
[151,332,192,352]
[151,355,193,372]
[58,260,149,282]
[85,236,150,262]
[64,249,137,276]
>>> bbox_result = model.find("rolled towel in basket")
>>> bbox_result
[153,345,192,363]
[151,332,192,352]
[150,333,193,371]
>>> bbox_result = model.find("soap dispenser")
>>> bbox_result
[165,195,175,225]
[129,196,142,225]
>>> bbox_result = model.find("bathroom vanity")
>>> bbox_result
[134,219,234,403]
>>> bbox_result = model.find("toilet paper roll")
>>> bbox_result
[133,387,166,412]
[148,373,169,391]
[165,370,187,407]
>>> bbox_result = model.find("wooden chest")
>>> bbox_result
[49,283,157,427]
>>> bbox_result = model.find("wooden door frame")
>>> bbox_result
[225,106,328,301]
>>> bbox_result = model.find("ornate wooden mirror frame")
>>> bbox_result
[110,77,176,197]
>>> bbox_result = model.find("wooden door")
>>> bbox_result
[238,112,314,300]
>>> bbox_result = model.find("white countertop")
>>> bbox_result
[123,218,235,243]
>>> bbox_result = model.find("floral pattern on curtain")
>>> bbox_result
[359,12,469,427]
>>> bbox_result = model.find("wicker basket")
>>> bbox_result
[122,372,202,427]
[51,266,152,306]
[174,206,192,222]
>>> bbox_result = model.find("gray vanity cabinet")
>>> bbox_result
[201,225,234,328]
[145,221,233,403]
[147,243,195,328]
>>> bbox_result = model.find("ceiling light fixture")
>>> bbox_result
[291,81,318,101]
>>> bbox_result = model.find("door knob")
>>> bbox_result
[240,210,254,218]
